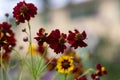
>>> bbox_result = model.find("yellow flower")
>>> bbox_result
[28,44,38,55]
[56,56,74,73]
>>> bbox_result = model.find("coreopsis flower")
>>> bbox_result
[64,48,84,79]
[96,64,107,75]
[13,1,37,23]
[67,29,87,49]
[34,28,48,46]
[0,22,16,53]
[91,64,107,80]
[47,29,67,54]
[56,56,74,73]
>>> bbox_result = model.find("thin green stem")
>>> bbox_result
[0,47,3,80]
[35,46,48,76]
[40,54,57,72]
[16,59,24,80]
[78,68,94,78]
[0,47,8,80]
[65,73,67,80]
[27,21,36,80]
[11,48,24,80]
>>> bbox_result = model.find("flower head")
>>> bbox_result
[47,29,67,54]
[67,29,87,49]
[34,28,48,46]
[56,56,74,73]
[13,1,37,23]
[91,64,107,80]
[0,22,16,53]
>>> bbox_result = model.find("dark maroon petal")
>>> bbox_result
[78,41,87,47]
[91,73,96,79]
[103,70,107,75]
[81,31,87,39]
[74,29,79,34]
[96,64,102,70]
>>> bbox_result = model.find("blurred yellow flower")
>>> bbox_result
[56,55,74,73]
[28,44,38,55]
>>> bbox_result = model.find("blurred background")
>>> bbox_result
[0,0,120,80]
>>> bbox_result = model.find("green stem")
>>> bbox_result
[16,59,24,80]
[0,47,9,80]
[3,69,8,80]
[40,54,57,72]
[27,21,36,80]
[12,48,29,80]
[1,47,3,80]
[78,68,94,78]
[35,46,48,76]
[65,73,67,80]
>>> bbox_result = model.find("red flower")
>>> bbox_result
[34,28,48,46]
[67,29,87,49]
[91,64,107,80]
[47,29,67,54]
[91,73,100,80]
[13,1,37,23]
[75,76,87,80]
[0,22,16,53]
[96,64,107,75]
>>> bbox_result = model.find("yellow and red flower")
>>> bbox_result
[56,55,74,73]
[13,1,37,23]
[67,29,87,49]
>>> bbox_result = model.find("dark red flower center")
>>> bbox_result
[59,37,66,45]
[62,60,70,69]
[20,5,28,17]
[39,34,47,42]
[75,34,83,41]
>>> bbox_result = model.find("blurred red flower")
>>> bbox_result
[47,29,67,54]
[13,1,37,23]
[67,29,87,49]
[91,64,107,80]
[0,22,16,53]
[34,28,48,46]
